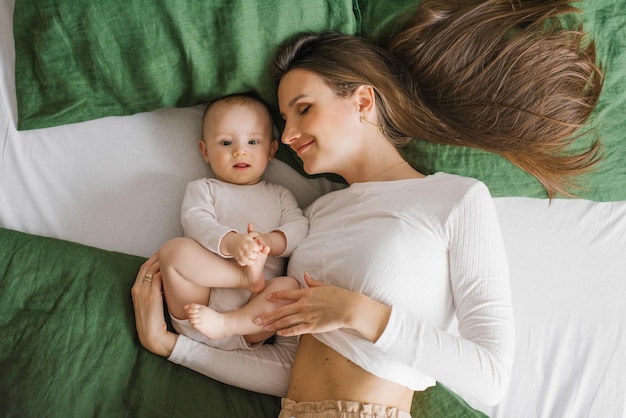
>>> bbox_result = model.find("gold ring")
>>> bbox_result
[143,273,153,283]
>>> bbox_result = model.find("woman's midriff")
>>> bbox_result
[287,334,414,411]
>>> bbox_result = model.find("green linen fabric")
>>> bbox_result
[12,1,626,201]
[0,227,275,417]
[354,0,626,201]
[0,227,487,417]
[13,0,357,130]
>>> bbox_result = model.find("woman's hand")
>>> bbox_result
[131,252,178,357]
[254,273,392,343]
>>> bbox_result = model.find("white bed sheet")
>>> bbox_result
[470,198,626,417]
[0,1,338,258]
[1,2,625,416]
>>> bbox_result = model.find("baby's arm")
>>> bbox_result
[181,179,236,254]
[272,185,309,257]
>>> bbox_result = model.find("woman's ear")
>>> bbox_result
[354,84,376,116]
[198,140,211,164]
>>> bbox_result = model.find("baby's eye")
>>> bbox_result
[248,139,259,145]
[219,140,232,146]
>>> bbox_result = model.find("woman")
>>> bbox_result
[132,1,600,416]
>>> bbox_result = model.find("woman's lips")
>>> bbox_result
[295,140,314,156]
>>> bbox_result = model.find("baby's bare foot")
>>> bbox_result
[241,249,268,293]
[185,303,230,340]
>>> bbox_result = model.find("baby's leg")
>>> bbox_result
[185,276,300,342]
[240,247,268,293]
[160,237,248,319]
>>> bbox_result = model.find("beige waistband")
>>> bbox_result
[278,398,412,418]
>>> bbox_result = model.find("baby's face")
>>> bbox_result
[201,101,276,185]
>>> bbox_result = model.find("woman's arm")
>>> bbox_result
[374,183,514,405]
[169,334,296,397]
[131,253,296,397]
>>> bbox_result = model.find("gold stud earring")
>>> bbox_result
[359,115,385,134]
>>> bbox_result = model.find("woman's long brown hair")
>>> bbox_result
[272,0,603,197]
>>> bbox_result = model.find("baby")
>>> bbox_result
[160,94,308,350]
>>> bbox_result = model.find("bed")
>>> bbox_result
[1,1,624,417]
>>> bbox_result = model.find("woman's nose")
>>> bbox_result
[281,122,299,145]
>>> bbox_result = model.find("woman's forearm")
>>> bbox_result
[349,292,392,343]
[143,330,178,358]
[169,334,298,397]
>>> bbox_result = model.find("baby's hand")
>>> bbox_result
[232,235,263,266]
[246,223,271,252]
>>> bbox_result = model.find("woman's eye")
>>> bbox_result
[299,105,310,115]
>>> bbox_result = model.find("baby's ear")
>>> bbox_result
[269,139,279,160]
[198,140,211,164]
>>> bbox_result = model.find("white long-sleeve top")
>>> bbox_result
[170,173,514,405]
[288,173,514,404]
[181,178,309,277]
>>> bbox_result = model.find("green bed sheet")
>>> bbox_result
[0,228,281,417]
[13,0,626,201]
[0,227,485,417]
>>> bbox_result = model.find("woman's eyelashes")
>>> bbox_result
[299,104,310,115]
[280,104,310,121]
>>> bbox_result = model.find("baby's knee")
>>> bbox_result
[159,237,193,267]
[266,275,301,291]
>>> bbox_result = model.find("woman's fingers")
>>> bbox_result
[256,305,308,336]
[255,292,301,324]
[255,287,323,335]
[267,287,304,301]
[256,276,357,337]
[303,272,326,287]
[150,271,163,296]
[139,252,159,275]
[131,252,177,357]
[133,254,160,297]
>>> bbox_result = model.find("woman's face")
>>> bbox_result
[278,69,363,177]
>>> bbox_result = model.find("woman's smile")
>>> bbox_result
[294,139,315,157]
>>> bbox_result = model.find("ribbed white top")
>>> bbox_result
[288,173,514,404]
